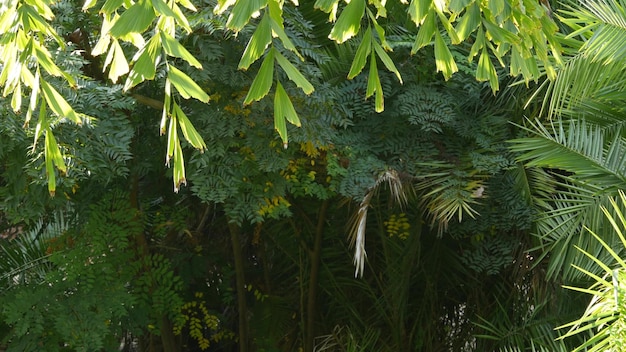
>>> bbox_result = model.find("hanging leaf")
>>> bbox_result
[373,40,402,83]
[160,32,202,69]
[366,51,384,112]
[110,0,156,37]
[44,129,66,196]
[239,14,272,70]
[348,26,372,79]
[329,0,365,43]
[409,0,432,25]
[173,103,207,151]
[124,35,160,90]
[433,31,458,80]
[274,81,301,147]
[40,80,81,125]
[477,47,499,93]
[412,11,437,53]
[274,51,314,94]
[226,0,269,32]
[103,39,129,83]
[168,66,210,102]
[244,48,275,105]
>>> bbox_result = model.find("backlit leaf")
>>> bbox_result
[329,0,365,43]
[168,65,210,102]
[239,14,272,70]
[274,51,314,94]
[244,48,275,104]
[348,26,372,79]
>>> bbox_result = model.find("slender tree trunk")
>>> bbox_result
[305,200,329,352]
[229,222,249,352]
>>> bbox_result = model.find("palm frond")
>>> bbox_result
[511,118,626,189]
[347,169,412,277]
[557,190,626,351]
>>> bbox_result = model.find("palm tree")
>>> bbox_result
[510,0,626,283]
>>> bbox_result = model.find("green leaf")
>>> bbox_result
[373,40,402,83]
[34,43,76,87]
[110,0,156,37]
[244,48,275,105]
[227,0,269,32]
[329,0,365,43]
[173,103,207,151]
[274,81,301,146]
[40,80,81,125]
[274,51,314,95]
[412,10,436,53]
[433,30,458,80]
[269,15,302,60]
[160,32,202,69]
[103,39,129,83]
[314,0,339,21]
[366,51,384,112]
[44,128,66,196]
[408,0,432,25]
[348,26,372,79]
[239,14,272,70]
[435,8,460,44]
[168,65,210,102]
[477,47,499,93]
[101,0,125,14]
[455,3,480,42]
[124,35,160,91]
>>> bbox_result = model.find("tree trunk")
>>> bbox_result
[304,200,329,352]
[229,222,249,352]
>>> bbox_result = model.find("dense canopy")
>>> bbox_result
[2,0,626,351]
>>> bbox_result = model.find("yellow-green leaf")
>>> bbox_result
[161,32,202,69]
[329,0,365,43]
[366,51,384,112]
[477,47,499,93]
[124,35,160,90]
[103,39,129,83]
[314,0,339,21]
[227,0,269,32]
[274,81,301,146]
[44,128,66,196]
[269,16,302,60]
[239,14,272,70]
[373,40,402,83]
[244,48,275,105]
[433,31,458,80]
[40,80,81,125]
[110,0,156,37]
[412,11,436,53]
[166,111,178,166]
[408,0,432,25]
[348,26,372,79]
[168,65,210,102]
[274,51,314,95]
[455,3,480,42]
[174,103,207,151]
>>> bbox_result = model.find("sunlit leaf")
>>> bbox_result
[239,14,272,70]
[274,51,314,94]
[227,0,269,32]
[110,0,156,37]
[274,81,301,146]
[244,48,275,105]
[433,31,458,80]
[160,32,202,69]
[348,26,372,79]
[329,0,365,43]
[174,103,207,151]
[40,80,81,125]
[373,40,402,83]
[168,65,210,102]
